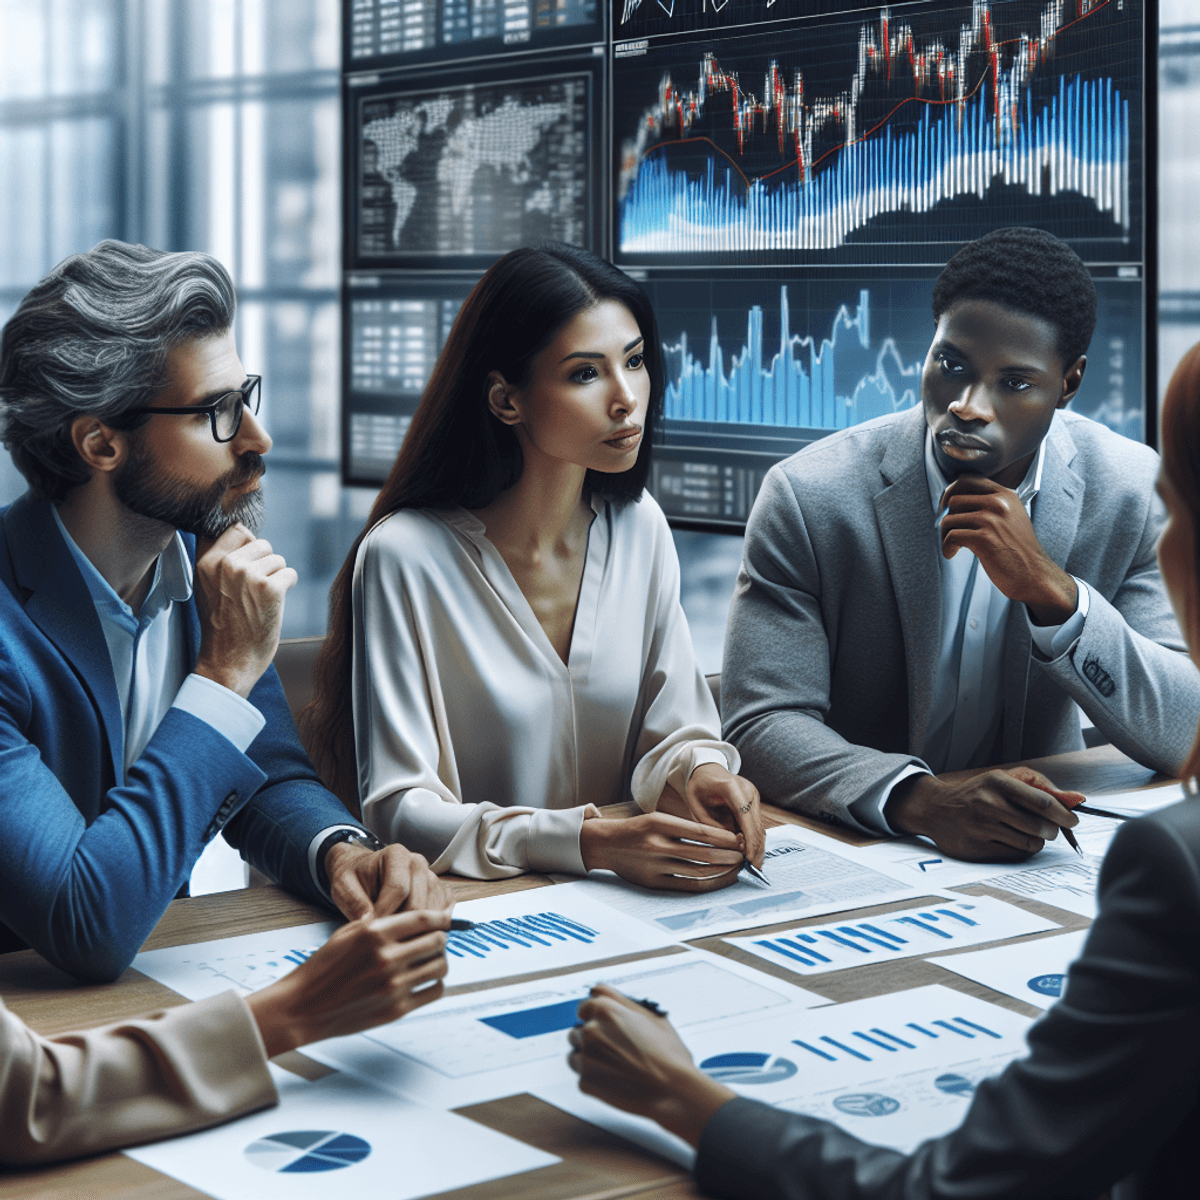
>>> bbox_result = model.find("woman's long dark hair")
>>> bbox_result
[301,244,664,807]
[1161,342,1200,782]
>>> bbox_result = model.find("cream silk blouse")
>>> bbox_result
[352,492,739,879]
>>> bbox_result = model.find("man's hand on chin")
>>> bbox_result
[324,841,453,920]
[884,767,1081,862]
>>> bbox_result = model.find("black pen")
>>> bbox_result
[634,996,668,1018]
[1061,825,1083,856]
[1074,804,1131,822]
[449,918,476,931]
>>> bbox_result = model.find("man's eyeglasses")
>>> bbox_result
[130,375,262,443]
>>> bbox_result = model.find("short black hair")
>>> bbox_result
[931,227,1098,369]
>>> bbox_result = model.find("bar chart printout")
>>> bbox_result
[133,922,340,1002]
[536,984,1032,1156]
[723,896,1060,975]
[303,950,829,1110]
[614,0,1142,263]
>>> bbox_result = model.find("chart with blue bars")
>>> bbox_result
[725,895,1058,976]
[445,911,600,960]
[789,1011,1004,1066]
[614,0,1143,265]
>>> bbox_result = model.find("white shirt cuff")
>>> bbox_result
[307,824,369,898]
[172,673,265,754]
[848,763,929,836]
[664,744,737,798]
[1027,577,1090,659]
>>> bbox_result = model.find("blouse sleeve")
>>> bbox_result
[353,524,595,880]
[0,992,276,1166]
[628,510,741,810]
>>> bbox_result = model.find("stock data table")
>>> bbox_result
[0,743,1158,1200]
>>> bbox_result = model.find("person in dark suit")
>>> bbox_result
[0,240,448,982]
[565,340,1200,1198]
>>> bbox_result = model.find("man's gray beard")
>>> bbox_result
[113,442,266,540]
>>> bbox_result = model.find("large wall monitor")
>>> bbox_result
[342,0,1152,532]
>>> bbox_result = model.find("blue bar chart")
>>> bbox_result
[724,895,1058,975]
[445,911,601,960]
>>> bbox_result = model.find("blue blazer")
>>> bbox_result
[0,493,360,982]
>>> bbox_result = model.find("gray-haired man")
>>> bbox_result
[0,240,448,980]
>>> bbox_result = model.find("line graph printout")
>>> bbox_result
[614,0,1144,265]
[536,983,1032,1159]
[555,826,921,939]
[134,922,339,1002]
[305,948,830,1109]
[930,930,1089,1009]
[355,68,593,263]
[724,895,1059,975]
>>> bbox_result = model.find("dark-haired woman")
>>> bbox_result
[565,344,1200,1197]
[304,245,765,884]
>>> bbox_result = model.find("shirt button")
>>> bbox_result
[969,618,979,630]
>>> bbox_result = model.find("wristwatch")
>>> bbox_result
[316,827,385,893]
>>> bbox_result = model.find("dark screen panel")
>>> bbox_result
[347,52,604,271]
[614,0,1143,268]
[639,266,1144,527]
[346,0,605,71]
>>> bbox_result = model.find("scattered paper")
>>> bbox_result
[538,984,1032,1156]
[134,923,339,1001]
[126,1064,558,1200]
[723,896,1060,975]
[1080,783,1185,817]
[306,948,831,1110]
[136,886,681,1001]
[554,826,919,940]
[928,930,1089,1010]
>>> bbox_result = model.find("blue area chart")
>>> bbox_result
[445,911,599,960]
[663,285,922,429]
[618,2,1130,256]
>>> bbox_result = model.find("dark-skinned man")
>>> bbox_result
[722,227,1199,862]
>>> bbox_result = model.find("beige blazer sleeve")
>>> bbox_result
[0,991,277,1166]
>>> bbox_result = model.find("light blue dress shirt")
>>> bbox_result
[848,432,1089,834]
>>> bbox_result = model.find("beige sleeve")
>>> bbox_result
[0,991,277,1166]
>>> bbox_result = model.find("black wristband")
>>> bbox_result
[316,827,384,894]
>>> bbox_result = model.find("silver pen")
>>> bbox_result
[741,860,771,886]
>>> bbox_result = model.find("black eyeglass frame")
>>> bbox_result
[128,375,262,443]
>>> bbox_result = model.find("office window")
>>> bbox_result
[0,0,360,636]
[1161,0,1200,405]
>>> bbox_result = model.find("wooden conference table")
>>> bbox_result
[0,744,1173,1200]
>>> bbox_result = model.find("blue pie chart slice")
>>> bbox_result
[1027,974,1065,998]
[245,1130,371,1173]
[700,1052,798,1085]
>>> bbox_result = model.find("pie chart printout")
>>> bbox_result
[244,1130,372,1173]
[1027,974,1065,998]
[700,1051,798,1085]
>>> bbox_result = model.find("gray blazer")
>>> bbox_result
[722,406,1199,832]
[694,800,1200,1200]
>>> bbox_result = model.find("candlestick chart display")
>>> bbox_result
[348,53,602,270]
[614,0,1143,266]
